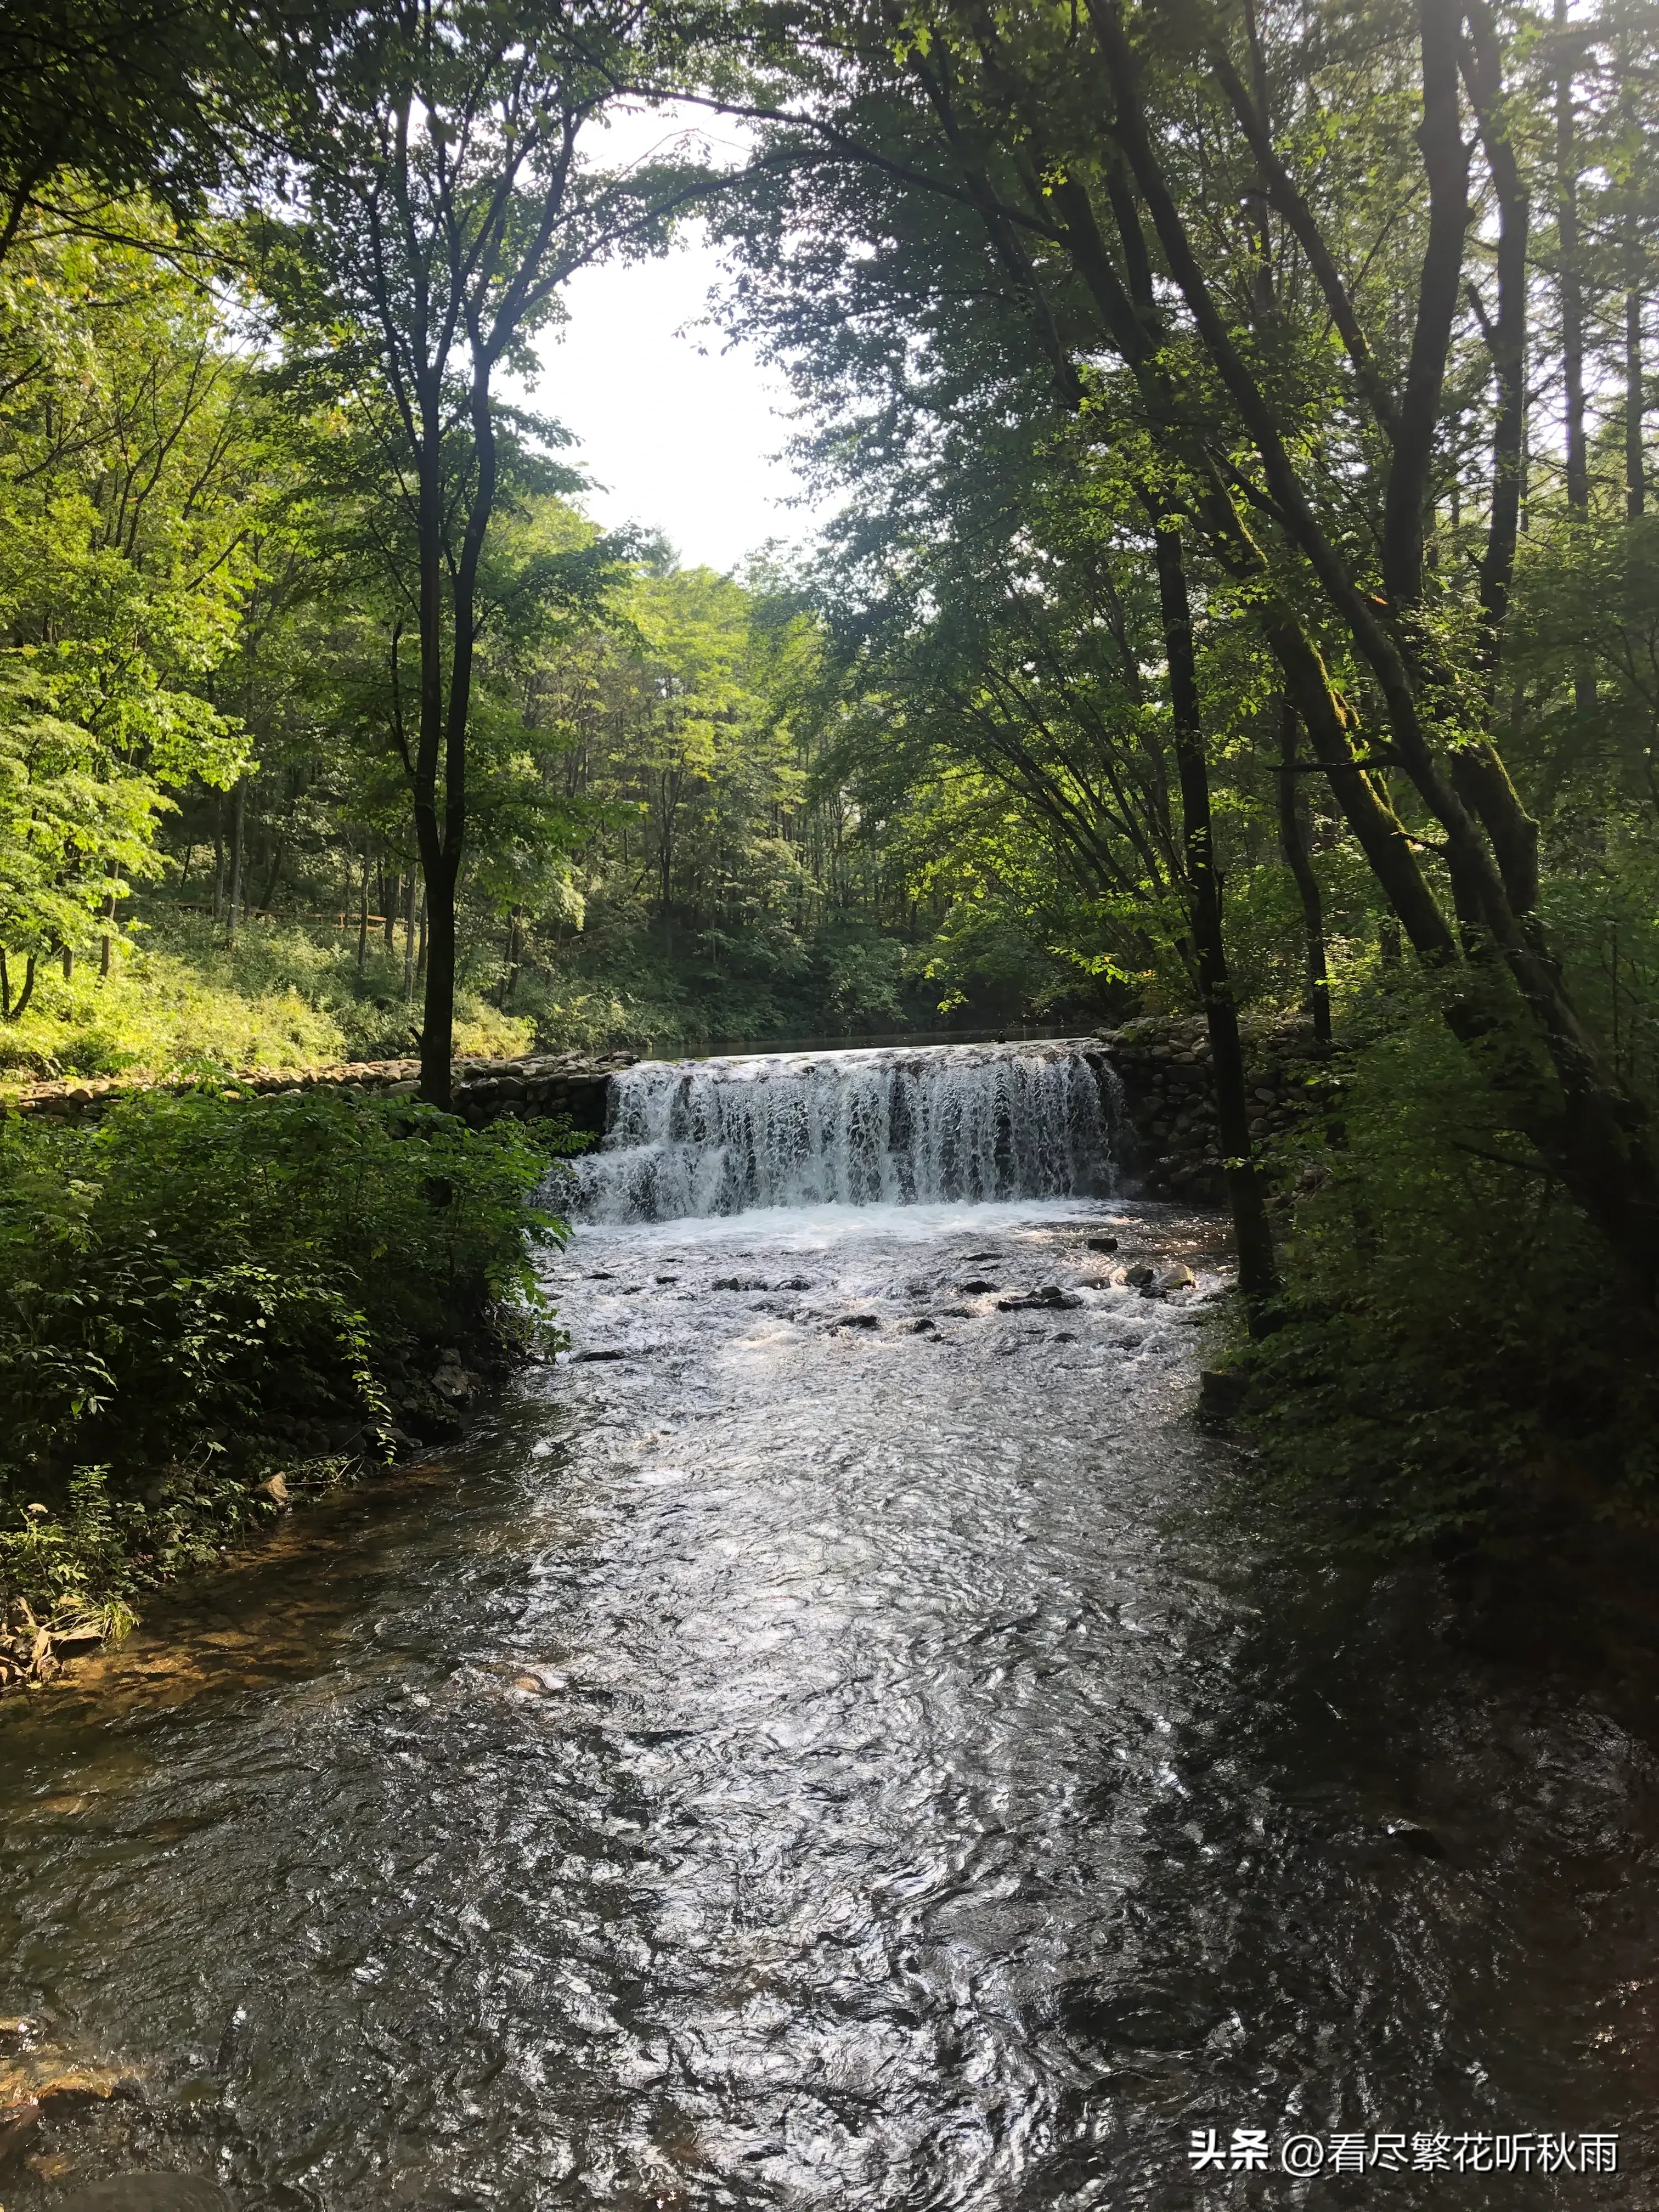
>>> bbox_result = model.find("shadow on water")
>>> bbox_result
[2,1194,1658,2210]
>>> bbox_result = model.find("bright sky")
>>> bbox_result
[534,230,812,574]
[524,106,825,575]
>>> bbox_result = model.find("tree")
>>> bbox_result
[716,0,1659,1301]
[250,1,742,1104]
[0,202,257,999]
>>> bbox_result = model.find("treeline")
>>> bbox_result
[0,196,943,1074]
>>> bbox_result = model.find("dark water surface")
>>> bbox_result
[2,1199,1657,2210]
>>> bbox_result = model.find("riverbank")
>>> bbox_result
[0,1020,1270,1702]
[0,1085,573,1695]
[4,1049,636,1133]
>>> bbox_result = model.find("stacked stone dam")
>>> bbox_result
[5,1051,638,1134]
[1102,1015,1332,1203]
[7,1021,1334,1208]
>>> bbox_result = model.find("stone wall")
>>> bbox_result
[8,1026,1332,1205]
[4,1051,637,1133]
[1100,1015,1333,1205]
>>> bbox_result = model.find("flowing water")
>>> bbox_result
[572,1042,1122,1223]
[2,1045,1658,2210]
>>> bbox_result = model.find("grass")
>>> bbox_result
[0,909,534,1085]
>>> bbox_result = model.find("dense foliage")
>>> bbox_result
[0,1090,566,1629]
[4,0,1659,1600]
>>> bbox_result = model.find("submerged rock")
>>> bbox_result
[0,2098,40,2177]
[1382,1820,1449,1860]
[33,2070,142,2113]
[1198,1368,1250,1420]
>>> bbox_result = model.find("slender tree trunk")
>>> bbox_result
[0,949,8,1019]
[4,953,38,1023]
[385,873,399,952]
[501,906,522,1009]
[225,778,246,949]
[1628,278,1646,520]
[403,872,416,1003]
[412,357,495,1108]
[99,861,116,977]
[256,837,285,917]
[1154,526,1279,1327]
[1556,0,1589,517]
[61,945,73,981]
[211,798,225,924]
[1277,703,1331,1043]
[356,847,371,975]
[416,890,428,985]
[1555,0,1597,727]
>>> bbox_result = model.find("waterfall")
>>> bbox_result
[570,1039,1125,1223]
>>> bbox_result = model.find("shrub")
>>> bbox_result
[1231,981,1659,1558]
[0,1088,573,1625]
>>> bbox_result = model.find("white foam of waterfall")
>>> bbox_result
[571,1040,1125,1223]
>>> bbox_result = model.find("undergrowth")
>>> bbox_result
[1226,980,1659,1561]
[0,1088,575,1649]
[0,912,533,1082]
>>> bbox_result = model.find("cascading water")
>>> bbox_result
[571,1037,1125,1222]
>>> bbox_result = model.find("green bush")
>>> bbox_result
[1231,982,1659,1558]
[0,1088,572,1626]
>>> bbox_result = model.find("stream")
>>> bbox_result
[2,1042,1657,2209]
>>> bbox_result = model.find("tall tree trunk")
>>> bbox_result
[99,861,116,977]
[211,797,225,924]
[1277,703,1331,1043]
[356,847,371,975]
[225,779,246,949]
[421,857,459,1087]
[2,952,37,1023]
[501,905,522,1009]
[1555,0,1597,726]
[255,837,285,917]
[413,354,495,1109]
[385,873,399,952]
[416,889,428,985]
[403,872,416,1003]
[1556,0,1589,517]
[1154,525,1279,1327]
[1627,270,1646,520]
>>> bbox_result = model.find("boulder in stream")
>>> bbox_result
[0,2098,40,2178]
